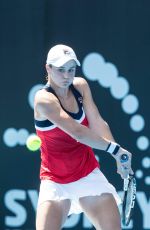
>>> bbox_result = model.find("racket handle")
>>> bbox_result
[120,154,129,163]
[122,154,129,190]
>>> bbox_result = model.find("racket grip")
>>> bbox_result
[120,154,129,163]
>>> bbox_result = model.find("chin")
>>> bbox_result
[62,82,71,87]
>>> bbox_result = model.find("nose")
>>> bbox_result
[63,71,70,79]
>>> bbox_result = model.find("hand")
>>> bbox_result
[114,147,134,179]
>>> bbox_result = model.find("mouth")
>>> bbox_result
[63,81,70,84]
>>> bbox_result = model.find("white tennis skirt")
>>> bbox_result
[37,168,122,215]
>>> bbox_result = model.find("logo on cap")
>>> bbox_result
[63,49,70,55]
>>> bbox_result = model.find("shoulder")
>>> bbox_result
[73,77,90,96]
[34,88,57,104]
[73,76,89,87]
[34,88,60,120]
[34,88,59,113]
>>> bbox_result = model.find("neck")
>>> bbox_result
[47,79,70,98]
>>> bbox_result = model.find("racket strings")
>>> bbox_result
[122,176,136,226]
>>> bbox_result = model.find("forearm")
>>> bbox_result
[71,123,112,151]
[71,121,126,160]
[90,120,115,142]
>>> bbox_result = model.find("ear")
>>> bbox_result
[45,64,51,73]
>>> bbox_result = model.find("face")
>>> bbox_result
[47,60,76,88]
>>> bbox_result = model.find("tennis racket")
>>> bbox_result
[120,154,137,226]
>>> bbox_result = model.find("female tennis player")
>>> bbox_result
[34,44,133,230]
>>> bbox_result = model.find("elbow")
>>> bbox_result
[103,121,112,132]
[104,121,109,128]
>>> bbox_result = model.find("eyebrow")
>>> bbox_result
[56,66,76,69]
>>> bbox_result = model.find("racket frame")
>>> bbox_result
[122,175,136,226]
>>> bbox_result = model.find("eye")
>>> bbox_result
[58,68,65,73]
[68,68,76,73]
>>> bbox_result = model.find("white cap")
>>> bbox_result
[46,44,80,67]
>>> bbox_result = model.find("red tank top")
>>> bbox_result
[34,84,99,183]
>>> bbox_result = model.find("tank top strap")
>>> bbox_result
[70,84,83,107]
[44,83,83,106]
[44,84,57,97]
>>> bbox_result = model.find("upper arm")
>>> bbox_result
[34,90,83,139]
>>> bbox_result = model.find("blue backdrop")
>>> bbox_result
[0,0,150,229]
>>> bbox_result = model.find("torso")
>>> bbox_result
[55,89,79,114]
[34,80,99,183]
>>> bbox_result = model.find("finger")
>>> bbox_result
[117,169,124,179]
[117,166,128,179]
[122,170,129,179]
[120,166,130,178]
[129,168,134,175]
[117,167,123,177]
[120,174,124,179]
[120,172,127,179]
[122,172,127,179]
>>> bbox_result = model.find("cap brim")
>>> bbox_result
[49,56,80,67]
